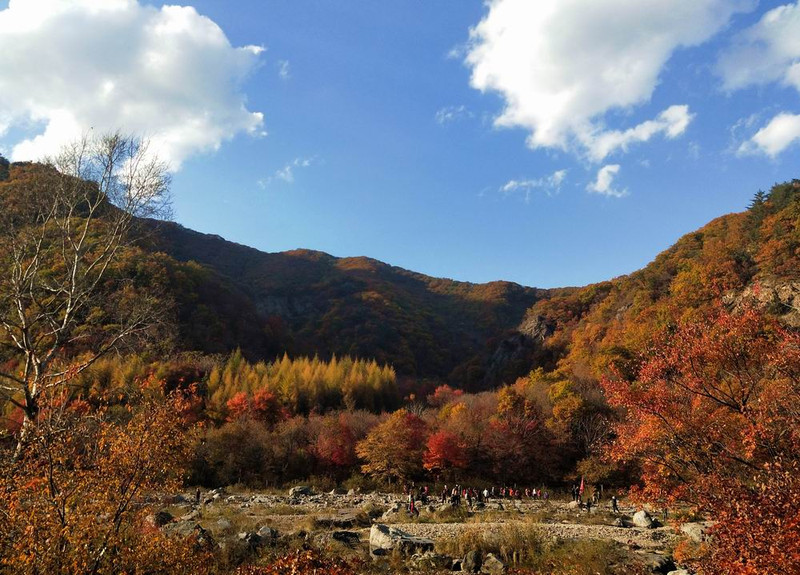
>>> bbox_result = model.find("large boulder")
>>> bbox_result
[462,550,482,573]
[369,524,434,556]
[667,570,691,575]
[633,510,656,529]
[289,485,313,497]
[481,553,506,574]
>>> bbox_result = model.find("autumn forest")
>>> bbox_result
[0,141,798,575]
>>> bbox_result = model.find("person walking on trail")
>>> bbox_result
[611,495,619,514]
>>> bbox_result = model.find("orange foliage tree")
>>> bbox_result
[0,387,207,575]
[356,410,427,484]
[602,306,800,574]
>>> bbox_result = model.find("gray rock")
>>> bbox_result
[381,502,405,520]
[408,552,452,570]
[679,522,709,543]
[667,570,690,575]
[612,517,629,528]
[216,518,232,531]
[257,526,278,540]
[633,510,655,529]
[481,553,506,574]
[637,552,676,574]
[289,485,313,497]
[462,549,482,573]
[369,524,434,556]
[237,531,262,547]
[164,522,215,551]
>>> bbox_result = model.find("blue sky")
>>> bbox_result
[0,1,798,288]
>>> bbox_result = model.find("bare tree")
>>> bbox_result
[0,132,172,458]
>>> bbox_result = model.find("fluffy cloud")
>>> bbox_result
[719,1,800,92]
[587,165,626,198]
[500,169,567,201]
[588,105,694,162]
[465,0,752,159]
[0,0,265,168]
[739,112,800,156]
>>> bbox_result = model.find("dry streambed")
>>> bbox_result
[154,488,701,574]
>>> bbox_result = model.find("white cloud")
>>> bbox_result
[719,1,800,93]
[588,165,627,198]
[259,157,315,188]
[500,169,567,202]
[0,0,265,169]
[277,60,291,80]
[739,112,800,156]
[435,105,473,125]
[465,0,752,160]
[587,105,694,161]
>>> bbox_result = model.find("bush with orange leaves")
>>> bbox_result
[236,550,357,575]
[0,387,211,575]
[603,306,800,574]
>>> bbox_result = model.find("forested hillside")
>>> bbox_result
[148,218,549,387]
[519,179,799,384]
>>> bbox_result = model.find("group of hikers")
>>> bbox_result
[402,481,621,516]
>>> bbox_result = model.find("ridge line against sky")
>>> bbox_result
[0,0,798,288]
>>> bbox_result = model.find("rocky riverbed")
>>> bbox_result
[149,487,706,574]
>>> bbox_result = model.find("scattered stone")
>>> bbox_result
[409,551,452,571]
[462,549,482,573]
[288,486,313,497]
[369,524,434,556]
[612,517,629,528]
[667,570,690,575]
[633,510,656,529]
[567,500,580,509]
[481,553,506,574]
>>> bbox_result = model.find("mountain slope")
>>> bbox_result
[149,221,549,386]
[520,179,800,381]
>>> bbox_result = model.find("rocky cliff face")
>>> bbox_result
[725,277,800,328]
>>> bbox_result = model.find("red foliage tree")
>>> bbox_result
[603,306,800,574]
[423,430,468,479]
